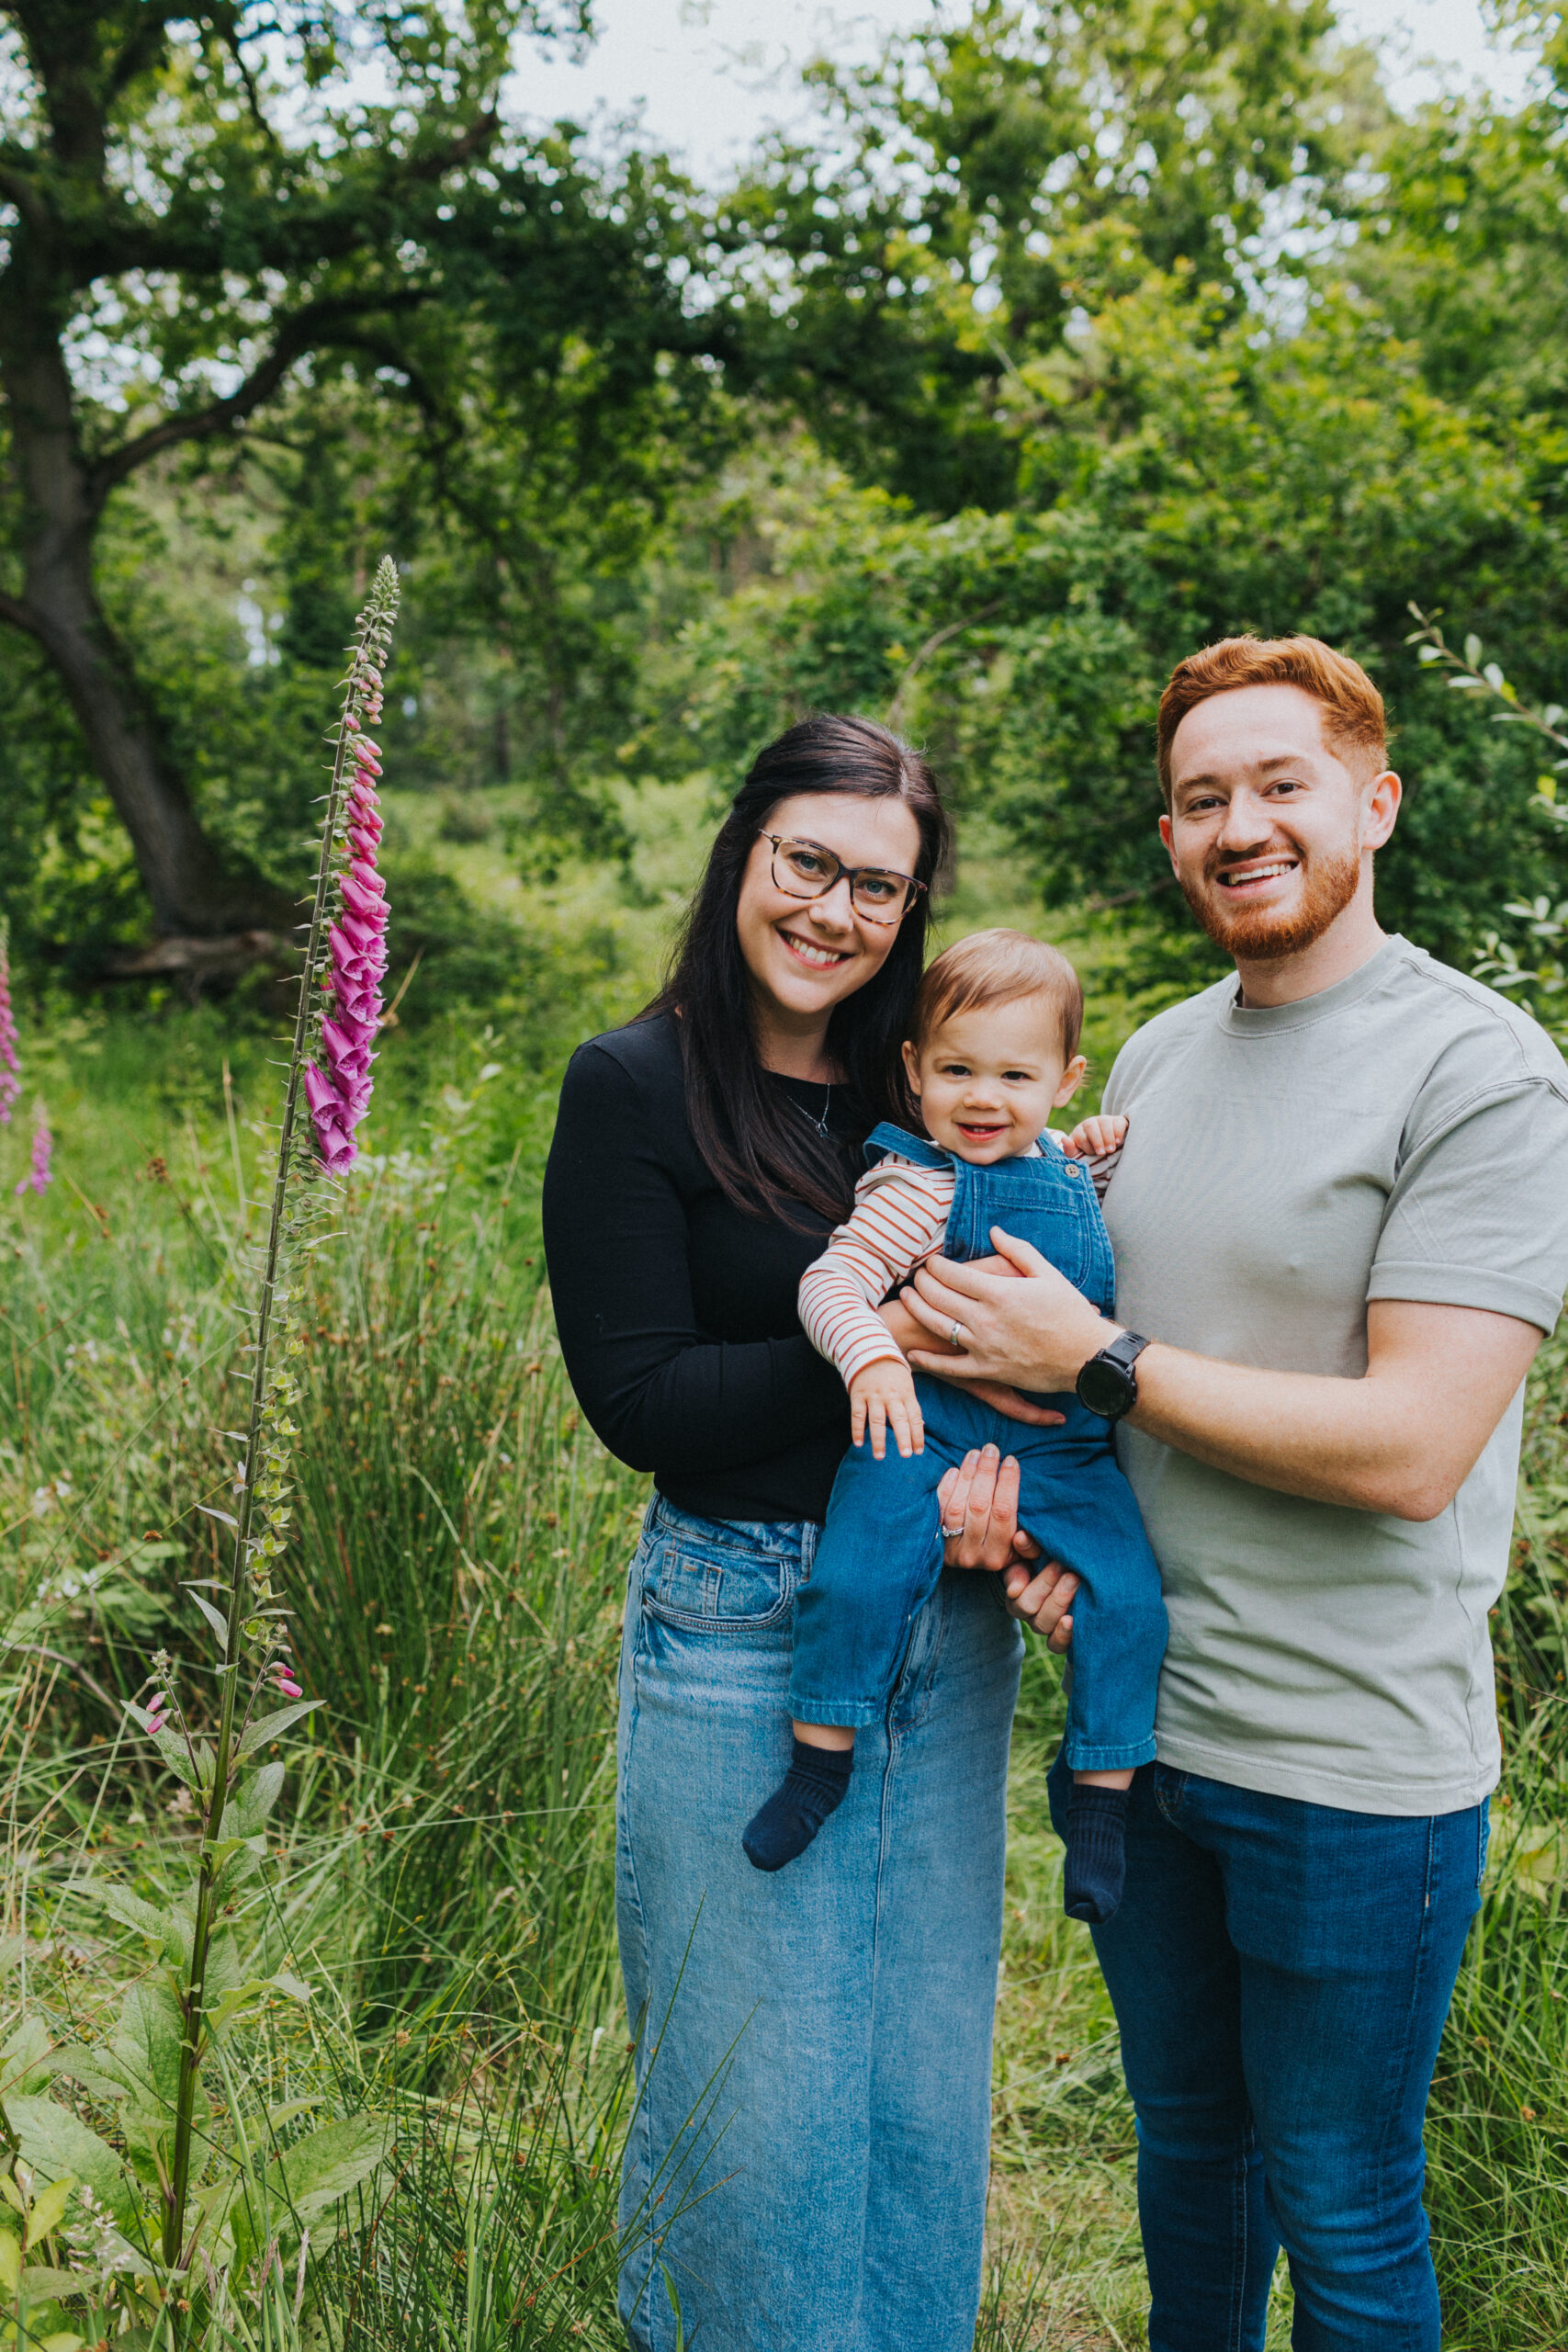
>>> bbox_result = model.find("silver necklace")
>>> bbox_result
[806,1083,831,1136]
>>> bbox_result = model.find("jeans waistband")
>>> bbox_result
[647,1493,817,1562]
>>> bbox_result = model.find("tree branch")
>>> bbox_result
[89,291,431,496]
[0,156,49,232]
[0,587,40,639]
[83,109,502,286]
[886,604,1001,725]
[105,3,185,103]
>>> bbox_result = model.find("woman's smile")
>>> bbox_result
[778,929,852,971]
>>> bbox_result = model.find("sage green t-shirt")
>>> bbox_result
[1100,934,1568,1816]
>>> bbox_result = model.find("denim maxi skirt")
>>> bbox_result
[615,1495,1024,2352]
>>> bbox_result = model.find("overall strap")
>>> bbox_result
[863,1120,950,1171]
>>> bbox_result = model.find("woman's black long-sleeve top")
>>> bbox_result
[542,1011,862,1525]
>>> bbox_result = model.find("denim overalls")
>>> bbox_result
[790,1121,1168,1772]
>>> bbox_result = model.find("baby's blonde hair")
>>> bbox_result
[911,929,1084,1062]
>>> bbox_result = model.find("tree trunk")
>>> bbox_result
[0,268,292,940]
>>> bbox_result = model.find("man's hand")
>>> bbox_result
[1002,1554,1078,1653]
[904,1227,1113,1396]
[879,1263,1066,1429]
[907,1234,1544,1522]
[1062,1112,1128,1160]
[850,1357,924,1459]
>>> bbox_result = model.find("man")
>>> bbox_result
[903,635,1568,2349]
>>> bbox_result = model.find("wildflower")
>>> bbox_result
[15,1102,51,1194]
[304,715,391,1173]
[0,922,18,1126]
[146,1691,170,1737]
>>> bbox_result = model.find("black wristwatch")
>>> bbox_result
[1076,1329,1151,1421]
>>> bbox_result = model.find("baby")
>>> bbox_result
[741,930,1165,1925]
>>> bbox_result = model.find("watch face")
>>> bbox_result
[1078,1355,1134,1418]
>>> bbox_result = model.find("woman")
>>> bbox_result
[542,716,1074,2352]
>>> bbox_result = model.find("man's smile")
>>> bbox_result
[1215,855,1300,895]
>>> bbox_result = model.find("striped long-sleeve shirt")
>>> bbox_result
[799,1138,1121,1386]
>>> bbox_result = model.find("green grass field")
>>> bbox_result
[2,786,1563,2346]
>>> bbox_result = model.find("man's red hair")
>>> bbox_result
[1156,636,1387,808]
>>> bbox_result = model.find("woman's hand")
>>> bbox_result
[903,1227,1117,1396]
[937,1445,1043,1574]
[934,1448,1075,1652]
[878,1263,1065,1430]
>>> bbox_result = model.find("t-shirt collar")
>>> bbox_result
[1221,933,1409,1036]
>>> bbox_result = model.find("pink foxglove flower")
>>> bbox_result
[269,1653,303,1701]
[0,924,18,1127]
[15,1103,51,1195]
[304,725,391,1173]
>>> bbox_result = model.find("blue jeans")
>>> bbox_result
[792,1376,1166,1770]
[1048,1752,1487,2348]
[617,1497,1023,2352]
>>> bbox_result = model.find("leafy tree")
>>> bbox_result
[0,0,724,947]
[723,0,1386,509]
[1355,6,1568,423]
[661,278,1568,974]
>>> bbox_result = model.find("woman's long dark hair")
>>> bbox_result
[649,714,950,1224]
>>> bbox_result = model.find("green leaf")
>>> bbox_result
[197,1503,239,1530]
[1,2015,55,2096]
[231,2115,389,2273]
[7,2096,136,2226]
[237,1700,323,1757]
[0,2225,17,2291]
[20,2267,81,2299]
[25,2175,73,2248]
[124,1708,199,1789]
[42,2047,130,2103]
[101,1887,186,1967]
[186,1590,231,1652]
[265,2098,322,2134]
[1464,631,1483,667]
[110,1979,186,2117]
[207,1965,314,2039]
[225,1760,286,1840]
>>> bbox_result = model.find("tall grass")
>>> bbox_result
[1424,1327,1568,2347]
[0,1042,645,2346]
[3,996,1566,2348]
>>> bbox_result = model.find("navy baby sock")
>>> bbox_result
[743,1739,853,1871]
[1064,1785,1131,1924]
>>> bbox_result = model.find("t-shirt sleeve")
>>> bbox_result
[541,1039,848,1476]
[1370,1077,1568,1334]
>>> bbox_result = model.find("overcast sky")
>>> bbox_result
[515,0,1537,183]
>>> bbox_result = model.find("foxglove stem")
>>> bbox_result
[162,558,400,2277]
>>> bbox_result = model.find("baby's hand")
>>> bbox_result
[1062,1112,1128,1160]
[850,1357,925,1461]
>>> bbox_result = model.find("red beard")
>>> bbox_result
[1179,844,1362,962]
